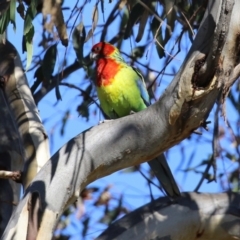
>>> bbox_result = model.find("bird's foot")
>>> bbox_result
[201,120,211,131]
[130,110,136,115]
[98,119,113,125]
[192,129,202,135]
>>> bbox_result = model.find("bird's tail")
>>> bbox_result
[148,154,181,198]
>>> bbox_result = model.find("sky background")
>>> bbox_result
[7,1,239,239]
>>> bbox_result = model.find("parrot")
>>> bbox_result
[90,42,180,198]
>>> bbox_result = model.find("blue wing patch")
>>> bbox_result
[132,67,150,107]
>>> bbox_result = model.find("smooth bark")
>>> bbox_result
[97,192,240,240]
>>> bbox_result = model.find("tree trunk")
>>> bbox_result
[0,84,23,237]
[0,41,50,237]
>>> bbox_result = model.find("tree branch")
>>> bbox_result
[97,192,240,240]
[0,170,21,182]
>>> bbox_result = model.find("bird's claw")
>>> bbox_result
[201,120,211,131]
[130,110,136,115]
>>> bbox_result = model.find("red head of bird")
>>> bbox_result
[90,42,123,61]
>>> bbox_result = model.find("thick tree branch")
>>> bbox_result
[97,192,240,240]
[2,0,239,239]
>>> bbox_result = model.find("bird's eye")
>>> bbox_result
[94,46,100,52]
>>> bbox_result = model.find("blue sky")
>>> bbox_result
[7,1,239,239]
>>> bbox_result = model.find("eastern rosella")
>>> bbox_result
[91,42,180,198]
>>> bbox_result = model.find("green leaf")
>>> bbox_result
[116,8,128,49]
[42,44,57,80]
[16,2,25,19]
[26,39,33,70]
[151,17,165,58]
[25,24,34,42]
[131,46,146,59]
[225,152,237,162]
[24,0,37,35]
[0,9,10,34]
[10,0,16,31]
[124,3,145,39]
[82,217,90,237]
[60,110,70,136]
[25,25,34,70]
[164,0,175,34]
[84,84,92,99]
[24,13,32,35]
[72,22,86,63]
[34,66,43,79]
[84,5,99,42]
[23,0,38,70]
[55,79,62,101]
[100,0,105,22]
[119,8,128,32]
[136,10,148,42]
[31,66,44,94]
[76,102,89,121]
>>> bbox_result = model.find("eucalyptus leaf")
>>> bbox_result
[23,0,38,70]
[9,0,16,31]
[124,3,145,40]
[42,44,57,81]
[85,5,99,42]
[72,22,86,63]
[0,8,10,34]
[31,66,43,94]
[25,25,34,70]
[151,17,165,58]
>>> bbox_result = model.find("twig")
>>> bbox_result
[59,82,100,108]
[221,63,240,120]
[226,119,240,190]
[194,104,220,191]
[179,10,195,37]
[148,30,184,90]
[0,170,22,182]
[138,168,160,189]
[211,104,220,181]
[137,0,171,35]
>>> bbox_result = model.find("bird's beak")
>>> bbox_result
[90,52,98,60]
